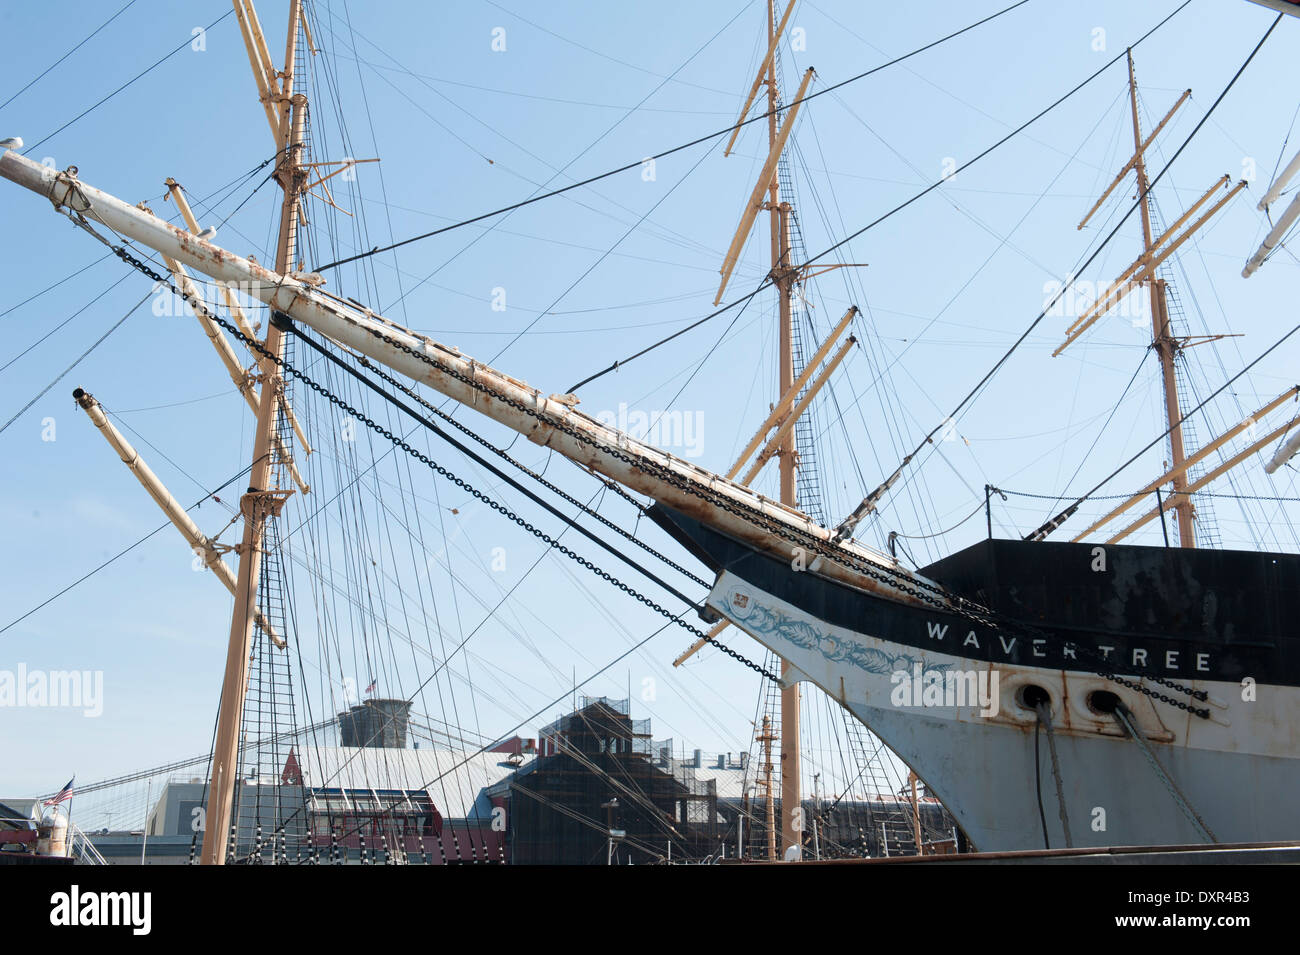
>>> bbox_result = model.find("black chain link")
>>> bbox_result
[345,351,711,590]
[332,298,1210,716]
[106,243,780,684]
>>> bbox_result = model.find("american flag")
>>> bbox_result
[44,777,74,806]
[364,678,377,695]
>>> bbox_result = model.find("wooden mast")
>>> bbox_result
[201,0,307,866]
[757,715,778,862]
[762,0,803,861]
[1127,50,1195,548]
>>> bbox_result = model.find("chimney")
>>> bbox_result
[693,749,702,768]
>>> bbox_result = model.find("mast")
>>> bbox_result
[1127,50,1195,548]
[201,0,307,866]
[1,141,943,607]
[1047,61,1255,545]
[762,0,802,860]
[757,715,778,862]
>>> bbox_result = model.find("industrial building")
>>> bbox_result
[15,696,960,864]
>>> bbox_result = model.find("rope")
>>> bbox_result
[1112,703,1217,843]
[1033,717,1050,849]
[1034,701,1073,848]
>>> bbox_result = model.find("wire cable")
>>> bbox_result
[0,459,258,637]
[847,11,1282,535]
[20,8,236,156]
[566,0,1193,393]
[0,0,140,113]
[0,289,150,435]
[311,0,1032,274]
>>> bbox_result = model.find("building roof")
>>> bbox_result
[284,746,519,820]
[676,762,749,800]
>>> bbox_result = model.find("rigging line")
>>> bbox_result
[0,0,140,113]
[1265,98,1300,200]
[488,138,718,363]
[342,347,709,586]
[334,0,415,332]
[328,51,736,116]
[109,390,232,414]
[565,276,762,394]
[550,556,755,745]
[326,615,683,848]
[566,0,1192,394]
[801,82,1121,536]
[0,460,257,638]
[865,13,1281,529]
[0,289,151,436]
[481,0,747,99]
[207,168,280,236]
[999,487,1300,504]
[0,270,133,374]
[374,0,763,320]
[645,292,761,443]
[312,0,1032,274]
[804,0,1116,180]
[891,499,987,541]
[285,318,706,610]
[1039,349,1148,521]
[1046,324,1300,528]
[102,405,235,505]
[0,253,114,321]
[328,11,745,270]
[19,8,236,156]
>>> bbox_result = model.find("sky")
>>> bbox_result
[1,0,1298,814]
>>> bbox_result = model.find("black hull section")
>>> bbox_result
[649,504,1299,688]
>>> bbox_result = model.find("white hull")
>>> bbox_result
[710,570,1300,850]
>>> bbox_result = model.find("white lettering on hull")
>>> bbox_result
[921,620,1212,674]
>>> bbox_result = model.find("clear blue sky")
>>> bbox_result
[1,0,1297,806]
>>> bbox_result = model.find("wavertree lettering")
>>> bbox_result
[922,619,1212,674]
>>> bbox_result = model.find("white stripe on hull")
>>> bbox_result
[710,570,1300,850]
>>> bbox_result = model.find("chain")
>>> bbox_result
[997,484,1300,504]
[103,240,1205,712]
[105,243,780,685]
[335,304,1210,715]
[343,351,710,589]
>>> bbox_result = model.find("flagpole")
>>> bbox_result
[65,779,74,859]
